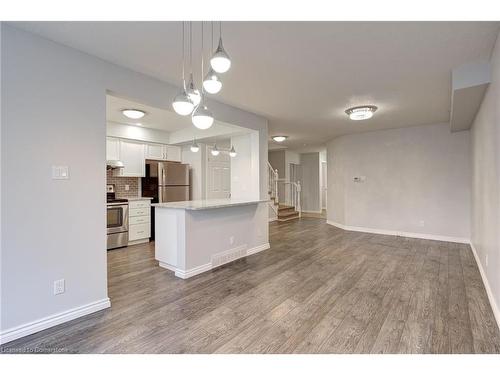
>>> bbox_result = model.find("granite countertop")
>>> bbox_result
[152,198,269,211]
[126,197,154,201]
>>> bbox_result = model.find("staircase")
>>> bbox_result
[268,162,301,222]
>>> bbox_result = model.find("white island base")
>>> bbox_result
[153,199,270,279]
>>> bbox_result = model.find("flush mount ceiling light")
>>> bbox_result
[272,135,288,143]
[210,22,231,73]
[345,105,378,121]
[122,109,146,119]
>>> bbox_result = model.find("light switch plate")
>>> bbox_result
[52,166,69,180]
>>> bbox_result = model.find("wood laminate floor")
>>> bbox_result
[2,218,500,353]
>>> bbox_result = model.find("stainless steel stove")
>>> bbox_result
[106,185,128,250]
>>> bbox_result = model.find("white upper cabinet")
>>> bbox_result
[165,145,181,162]
[145,143,165,160]
[106,137,120,161]
[109,138,181,176]
[115,139,145,177]
[145,143,181,162]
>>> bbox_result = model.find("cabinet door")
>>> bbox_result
[116,139,145,177]
[106,137,120,160]
[145,143,166,160]
[165,145,181,162]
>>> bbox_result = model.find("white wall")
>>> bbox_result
[107,122,170,144]
[181,144,207,201]
[470,31,500,325]
[327,123,471,241]
[0,25,268,343]
[300,153,321,213]
[230,132,260,200]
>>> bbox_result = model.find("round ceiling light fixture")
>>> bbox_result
[272,135,288,143]
[345,105,378,121]
[122,109,146,120]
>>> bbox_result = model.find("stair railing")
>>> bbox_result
[267,161,279,215]
[277,180,302,217]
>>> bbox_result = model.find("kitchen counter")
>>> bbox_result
[154,198,269,279]
[126,197,154,201]
[152,198,268,211]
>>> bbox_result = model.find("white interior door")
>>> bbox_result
[206,147,231,199]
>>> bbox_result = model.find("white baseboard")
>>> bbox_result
[0,298,111,345]
[469,243,500,331]
[162,243,271,279]
[326,220,470,244]
[302,210,323,214]
[246,243,271,256]
[158,261,176,272]
[175,263,212,279]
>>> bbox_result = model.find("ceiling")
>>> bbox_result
[12,21,500,149]
[106,94,189,132]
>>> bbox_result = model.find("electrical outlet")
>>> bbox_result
[54,279,65,295]
[485,254,489,268]
[229,236,235,245]
[419,220,425,227]
[125,184,130,191]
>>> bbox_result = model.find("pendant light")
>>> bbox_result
[190,138,200,153]
[192,22,214,130]
[210,22,231,73]
[186,22,201,107]
[203,68,222,94]
[172,22,195,116]
[211,143,220,156]
[229,145,237,158]
[203,23,223,94]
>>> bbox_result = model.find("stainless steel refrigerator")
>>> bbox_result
[142,160,190,239]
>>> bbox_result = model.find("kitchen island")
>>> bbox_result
[153,199,270,278]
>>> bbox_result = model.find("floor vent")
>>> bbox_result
[211,245,248,268]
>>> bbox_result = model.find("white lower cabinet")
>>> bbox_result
[128,199,151,244]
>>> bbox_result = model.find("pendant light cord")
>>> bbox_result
[189,21,193,75]
[181,21,185,87]
[201,21,204,95]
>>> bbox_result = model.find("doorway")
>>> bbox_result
[206,145,231,199]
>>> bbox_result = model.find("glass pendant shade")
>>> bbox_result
[211,144,220,156]
[210,38,231,73]
[186,74,201,106]
[190,140,200,153]
[229,146,237,158]
[203,68,223,94]
[172,87,194,116]
[192,103,214,130]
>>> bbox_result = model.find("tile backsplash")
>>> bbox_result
[107,170,140,198]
